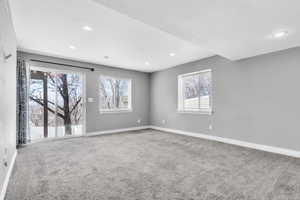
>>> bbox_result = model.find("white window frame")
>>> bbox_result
[29,65,87,139]
[99,75,132,114]
[177,69,212,115]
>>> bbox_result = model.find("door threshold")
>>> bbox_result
[22,134,86,146]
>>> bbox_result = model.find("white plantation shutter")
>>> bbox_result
[178,69,212,114]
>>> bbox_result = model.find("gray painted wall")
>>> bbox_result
[0,0,17,195]
[150,47,300,151]
[18,52,150,133]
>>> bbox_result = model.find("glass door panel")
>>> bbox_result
[67,73,83,136]
[29,71,44,141]
[29,68,84,142]
[47,72,57,138]
[56,72,83,137]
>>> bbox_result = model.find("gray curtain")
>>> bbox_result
[17,59,29,145]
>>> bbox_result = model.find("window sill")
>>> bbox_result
[177,110,213,115]
[99,109,132,114]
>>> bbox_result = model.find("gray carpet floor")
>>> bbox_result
[5,129,300,200]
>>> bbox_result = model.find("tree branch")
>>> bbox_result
[100,81,111,109]
[46,73,66,102]
[70,97,82,114]
[30,96,65,119]
[46,99,64,112]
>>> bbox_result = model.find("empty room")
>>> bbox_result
[1,0,300,199]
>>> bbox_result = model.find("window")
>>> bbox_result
[99,76,132,113]
[178,69,212,114]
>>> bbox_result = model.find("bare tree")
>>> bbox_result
[184,75,200,98]
[99,78,125,110]
[100,79,111,109]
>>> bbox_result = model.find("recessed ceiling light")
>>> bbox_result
[82,25,93,31]
[145,61,150,65]
[69,45,77,50]
[169,53,176,57]
[272,30,289,39]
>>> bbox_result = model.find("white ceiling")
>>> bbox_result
[9,0,213,72]
[9,0,300,72]
[93,0,300,60]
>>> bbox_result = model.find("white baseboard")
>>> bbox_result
[150,126,300,159]
[87,126,151,136]
[0,151,17,200]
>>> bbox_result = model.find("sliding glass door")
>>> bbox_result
[29,67,85,141]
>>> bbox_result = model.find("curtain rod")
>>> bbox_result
[30,59,95,71]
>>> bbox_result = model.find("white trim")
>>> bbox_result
[177,110,212,115]
[29,65,85,73]
[27,134,84,145]
[82,72,87,137]
[24,126,151,145]
[177,69,212,114]
[149,126,300,159]
[0,151,17,200]
[99,109,132,114]
[28,65,87,141]
[87,126,150,136]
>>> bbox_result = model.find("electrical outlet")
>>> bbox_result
[162,120,166,125]
[87,98,94,103]
[137,119,141,124]
[209,124,213,130]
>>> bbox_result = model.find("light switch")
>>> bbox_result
[87,98,94,103]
